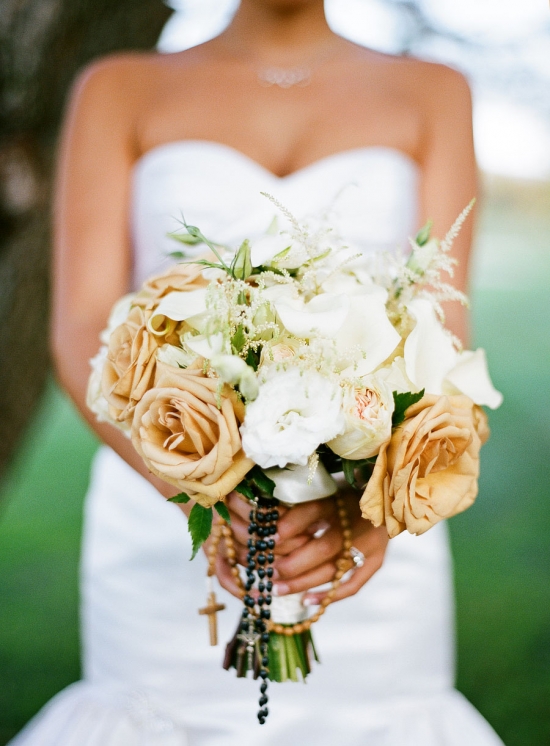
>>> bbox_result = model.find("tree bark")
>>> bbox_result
[0,0,173,479]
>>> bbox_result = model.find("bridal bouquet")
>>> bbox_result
[88,194,501,723]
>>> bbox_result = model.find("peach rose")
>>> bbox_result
[131,362,254,507]
[360,394,487,537]
[134,261,209,311]
[102,306,159,424]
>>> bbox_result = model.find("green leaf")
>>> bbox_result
[249,466,276,497]
[188,504,213,559]
[166,250,187,260]
[392,389,425,427]
[235,481,255,501]
[214,501,231,524]
[415,220,433,247]
[231,325,246,353]
[245,347,260,371]
[167,231,203,245]
[341,458,357,487]
[167,492,191,504]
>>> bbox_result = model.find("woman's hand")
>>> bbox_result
[214,489,389,605]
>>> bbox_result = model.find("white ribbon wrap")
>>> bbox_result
[265,461,338,624]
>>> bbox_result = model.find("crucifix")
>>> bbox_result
[199,590,226,646]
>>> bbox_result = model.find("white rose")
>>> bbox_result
[86,346,130,435]
[241,368,345,468]
[328,375,394,460]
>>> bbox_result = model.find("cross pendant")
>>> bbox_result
[199,591,226,646]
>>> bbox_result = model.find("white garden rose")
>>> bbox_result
[240,368,345,468]
[327,375,394,460]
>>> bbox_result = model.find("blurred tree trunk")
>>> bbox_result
[0,0,173,479]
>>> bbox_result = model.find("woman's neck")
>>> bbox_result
[219,0,338,65]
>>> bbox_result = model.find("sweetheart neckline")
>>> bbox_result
[133,139,418,181]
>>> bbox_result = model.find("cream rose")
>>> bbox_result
[101,306,159,424]
[327,376,394,460]
[360,394,486,537]
[134,261,208,310]
[131,362,254,507]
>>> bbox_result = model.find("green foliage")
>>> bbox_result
[392,389,425,427]
[231,325,246,353]
[234,481,255,501]
[341,457,377,488]
[187,503,213,559]
[415,219,433,246]
[214,501,231,524]
[167,492,190,504]
[247,466,276,498]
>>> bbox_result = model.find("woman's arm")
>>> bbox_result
[51,56,183,504]
[417,63,478,346]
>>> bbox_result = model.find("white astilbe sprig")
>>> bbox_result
[386,199,475,326]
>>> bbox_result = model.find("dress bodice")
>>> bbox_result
[130,140,418,289]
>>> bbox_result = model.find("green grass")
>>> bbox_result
[0,181,549,743]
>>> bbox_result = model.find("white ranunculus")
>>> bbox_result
[241,368,345,469]
[99,293,136,345]
[444,348,503,409]
[183,331,226,360]
[335,287,401,373]
[86,346,130,435]
[328,374,394,460]
[274,293,349,339]
[404,298,458,394]
[156,344,197,369]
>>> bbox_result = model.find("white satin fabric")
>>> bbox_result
[10,141,504,745]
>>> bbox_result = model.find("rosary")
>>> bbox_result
[200,494,354,724]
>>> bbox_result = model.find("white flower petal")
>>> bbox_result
[274,293,349,339]
[148,289,208,333]
[100,293,136,344]
[183,331,225,360]
[156,344,197,369]
[210,354,248,385]
[404,298,458,395]
[336,290,400,373]
[444,348,503,409]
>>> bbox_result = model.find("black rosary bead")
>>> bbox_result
[259,695,268,706]
[257,540,267,551]
[267,539,275,549]
[244,595,254,607]
[248,522,258,534]
[257,597,265,606]
[260,609,271,620]
[260,681,268,693]
[266,581,273,592]
[257,568,266,579]
[261,656,269,667]
[261,633,270,643]
[267,552,274,563]
[247,538,255,549]
[258,582,265,593]
[266,568,274,578]
[264,595,272,605]
[259,670,269,679]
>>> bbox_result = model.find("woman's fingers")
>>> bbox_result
[276,499,335,543]
[214,554,244,600]
[272,560,343,596]
[303,524,388,604]
[273,526,342,580]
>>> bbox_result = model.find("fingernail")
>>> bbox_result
[273,582,290,596]
[308,520,331,538]
[303,596,319,606]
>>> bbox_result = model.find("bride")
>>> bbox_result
[11,0,504,743]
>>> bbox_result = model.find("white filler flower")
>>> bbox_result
[241,368,345,469]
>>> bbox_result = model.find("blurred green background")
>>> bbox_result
[0,176,549,744]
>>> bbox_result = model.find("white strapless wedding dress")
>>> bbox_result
[10,141,504,746]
